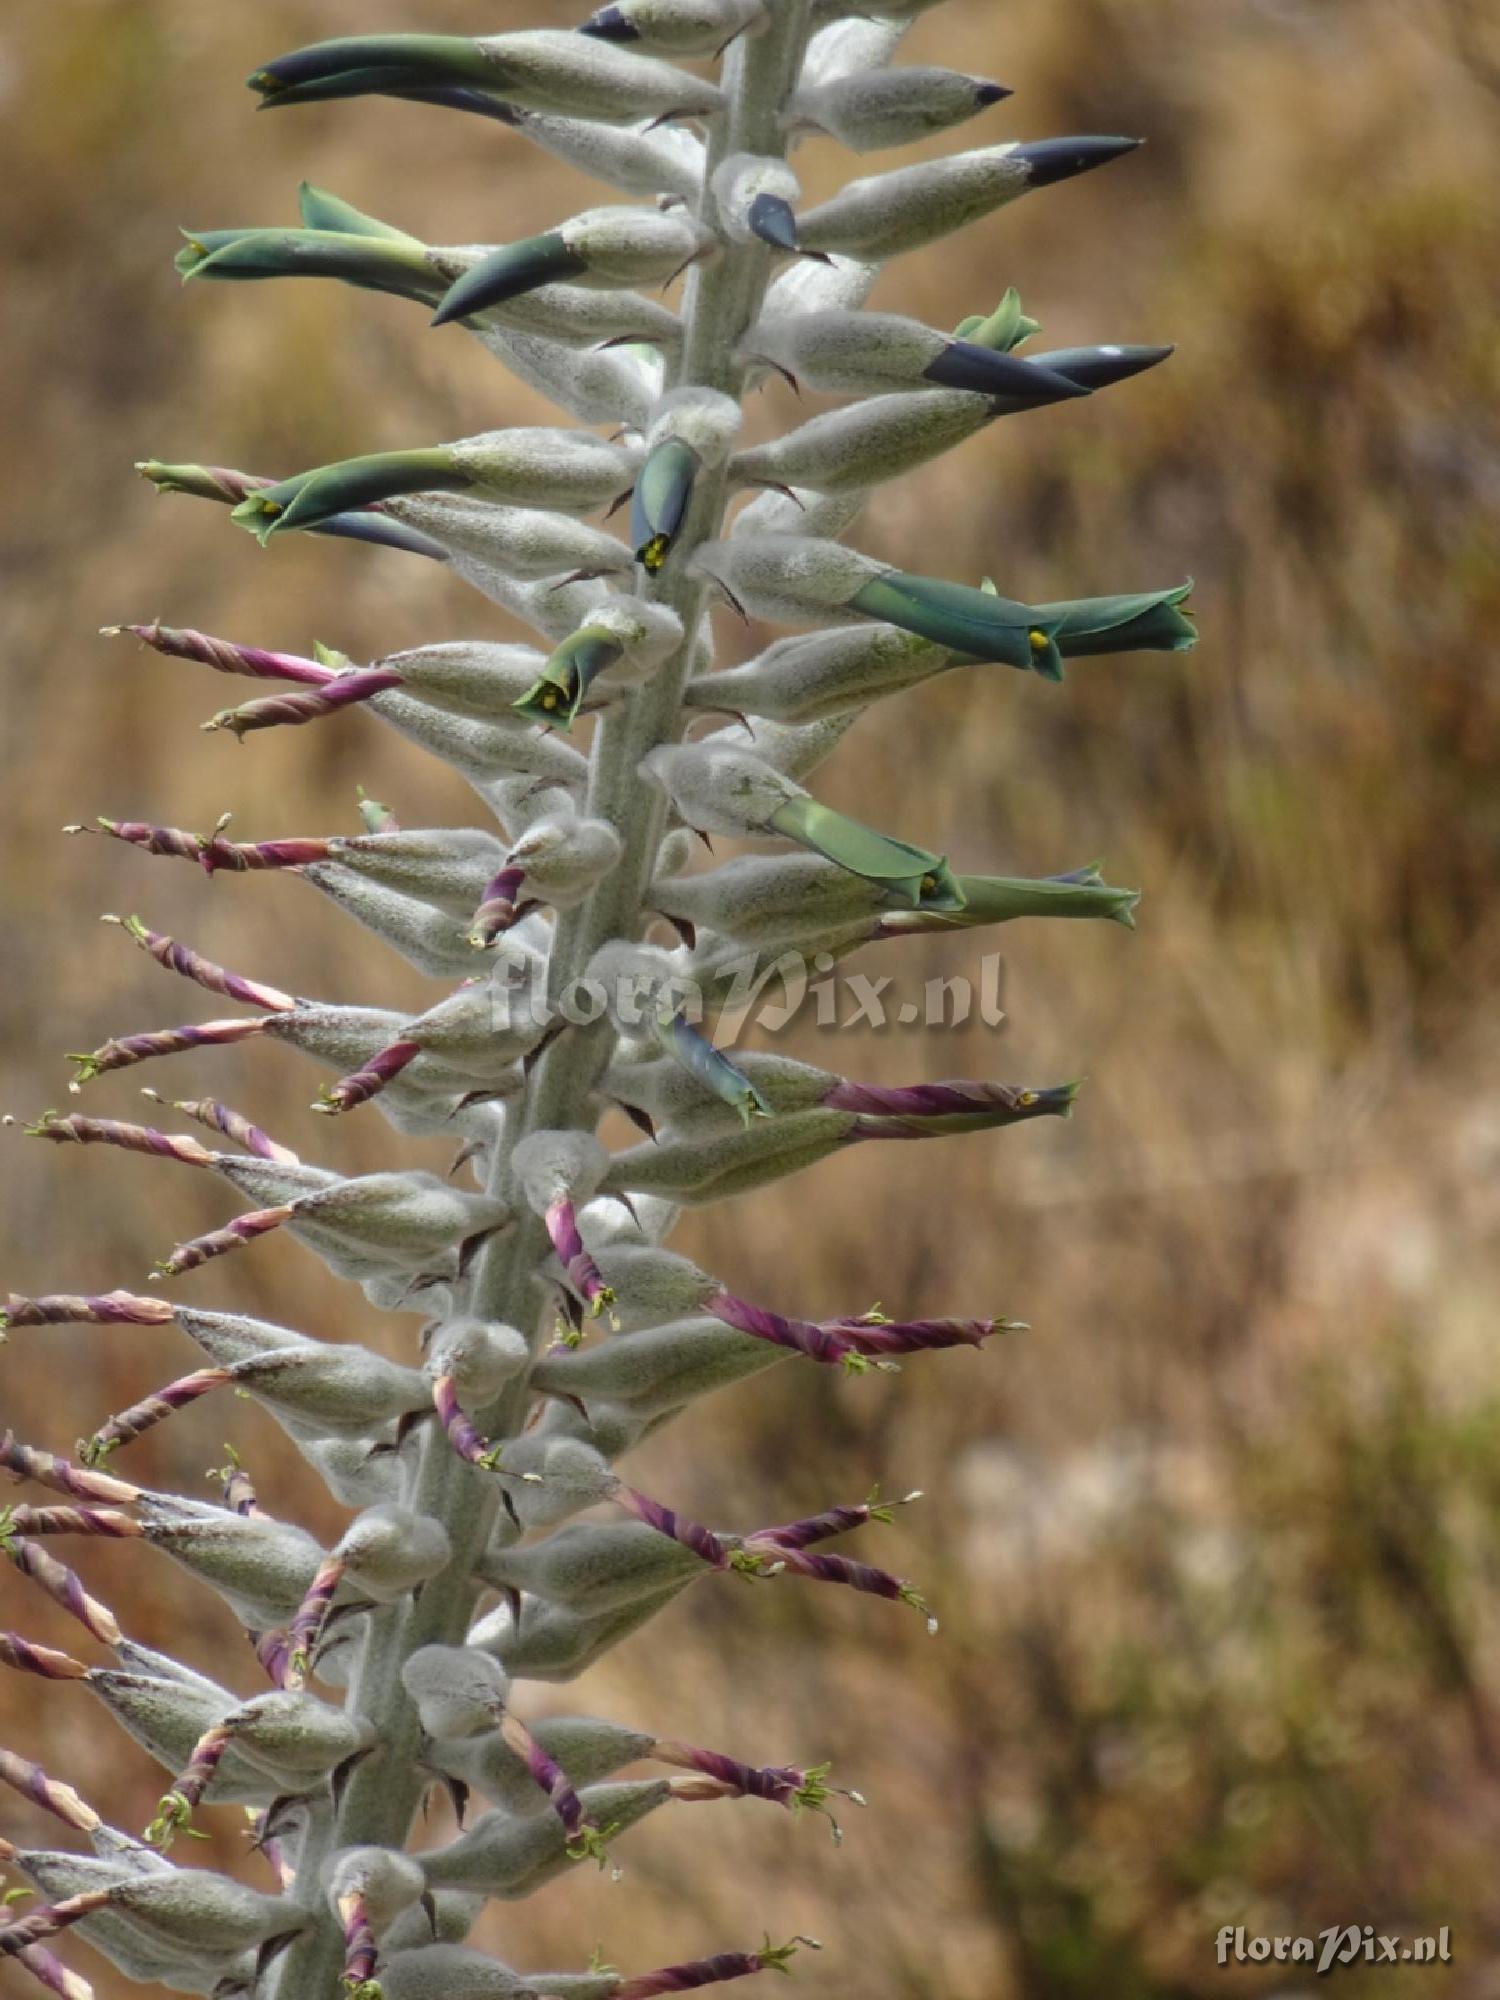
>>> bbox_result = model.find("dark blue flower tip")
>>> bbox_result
[922,341,1090,403]
[1032,343,1175,391]
[748,193,828,262]
[430,233,589,328]
[578,5,640,39]
[1013,136,1143,188]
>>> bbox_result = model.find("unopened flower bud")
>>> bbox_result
[379,500,632,583]
[579,0,769,56]
[337,1504,452,1600]
[424,1320,532,1404]
[798,137,1142,260]
[711,154,820,261]
[136,1494,326,1627]
[421,1778,670,1895]
[533,1315,779,1416]
[742,309,1086,404]
[785,63,1009,151]
[402,1645,509,1739]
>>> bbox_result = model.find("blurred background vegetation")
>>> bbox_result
[3,0,1499,1994]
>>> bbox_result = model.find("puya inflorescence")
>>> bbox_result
[1,4,1196,1996]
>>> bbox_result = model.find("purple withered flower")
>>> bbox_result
[823,1309,1022,1358]
[210,1451,264,1519]
[1,1291,175,1331]
[544,1196,617,1321]
[335,1887,380,1997]
[282,1553,348,1691]
[202,669,403,740]
[703,1290,877,1370]
[0,1890,117,1960]
[737,1536,937,1632]
[24,1112,216,1168]
[145,1715,245,1850]
[467,863,535,947]
[254,1627,295,1690]
[430,1377,541,1494]
[0,1433,142,1504]
[651,1742,862,1844]
[103,620,336,687]
[2,1536,123,1646]
[615,1936,820,1996]
[85,815,328,874]
[495,1711,609,1863]
[0,1508,144,1542]
[824,1075,1082,1140]
[751,1487,920,1552]
[142,1090,300,1165]
[81,1367,235,1467]
[152,1203,297,1279]
[0,1751,102,1837]
[313,1038,422,1116]
[105,913,298,1012]
[67,1017,271,1084]
[0,1635,89,1683]
[611,1475,934,1624]
[610,1482,733,1569]
[10,1941,99,2000]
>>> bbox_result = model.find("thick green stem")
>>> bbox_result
[270,13,811,1993]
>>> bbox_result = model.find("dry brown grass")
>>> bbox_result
[2,0,1499,1993]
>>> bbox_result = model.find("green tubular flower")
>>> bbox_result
[880,862,1140,932]
[513,628,624,731]
[631,436,699,572]
[176,228,443,307]
[230,449,467,545]
[768,796,966,912]
[849,571,1066,678]
[1037,583,1198,660]
[295,182,420,241]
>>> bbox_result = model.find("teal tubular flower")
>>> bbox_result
[1035,583,1198,659]
[654,1010,774,1128]
[631,437,699,573]
[248,36,501,108]
[296,183,417,240]
[512,627,623,731]
[176,228,442,307]
[249,30,726,124]
[230,449,467,546]
[768,796,967,912]
[849,571,1066,678]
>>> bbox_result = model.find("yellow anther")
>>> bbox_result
[1028,629,1048,652]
